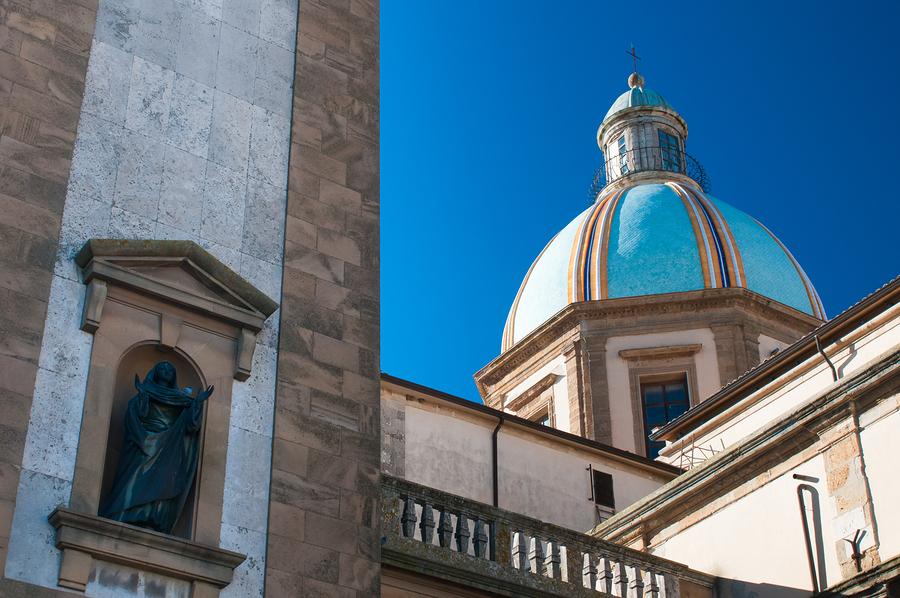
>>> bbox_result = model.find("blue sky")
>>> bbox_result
[381,1,900,401]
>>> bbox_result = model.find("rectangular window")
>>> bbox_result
[534,411,551,426]
[641,376,690,458]
[658,130,681,173]
[592,469,615,509]
[617,135,629,175]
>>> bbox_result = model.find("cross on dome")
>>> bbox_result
[626,45,644,89]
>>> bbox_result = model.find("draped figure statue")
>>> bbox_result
[100,361,213,534]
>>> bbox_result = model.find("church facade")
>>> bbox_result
[0,2,898,598]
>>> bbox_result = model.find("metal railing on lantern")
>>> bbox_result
[381,475,716,598]
[588,147,711,201]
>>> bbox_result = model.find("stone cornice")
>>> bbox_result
[476,288,820,397]
[591,352,900,545]
[817,554,900,597]
[76,239,279,321]
[598,105,688,144]
[75,239,280,380]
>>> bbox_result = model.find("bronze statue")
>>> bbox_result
[100,361,213,534]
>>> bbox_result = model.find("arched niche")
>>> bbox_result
[99,344,205,540]
[50,239,277,595]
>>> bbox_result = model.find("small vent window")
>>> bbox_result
[591,469,615,509]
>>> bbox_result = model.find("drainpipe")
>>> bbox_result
[492,415,504,507]
[815,335,838,382]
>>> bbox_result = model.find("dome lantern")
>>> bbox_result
[596,72,700,193]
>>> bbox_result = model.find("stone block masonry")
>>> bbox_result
[0,0,98,582]
[3,0,299,595]
[266,0,380,595]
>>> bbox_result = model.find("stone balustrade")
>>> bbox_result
[381,475,715,598]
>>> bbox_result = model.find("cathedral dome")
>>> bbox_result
[502,182,825,350]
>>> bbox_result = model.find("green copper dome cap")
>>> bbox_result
[603,72,674,122]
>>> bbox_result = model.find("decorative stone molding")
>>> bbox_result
[476,288,820,397]
[618,344,702,361]
[626,357,701,457]
[75,239,278,381]
[505,373,558,413]
[49,508,244,593]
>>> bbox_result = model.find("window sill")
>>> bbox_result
[49,508,245,593]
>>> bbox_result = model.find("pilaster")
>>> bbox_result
[821,407,882,579]
[563,338,591,438]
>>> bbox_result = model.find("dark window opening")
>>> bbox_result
[641,376,689,459]
[592,469,615,509]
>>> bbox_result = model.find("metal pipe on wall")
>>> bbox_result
[492,416,504,507]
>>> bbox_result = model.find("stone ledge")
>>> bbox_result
[618,344,703,361]
[49,508,245,592]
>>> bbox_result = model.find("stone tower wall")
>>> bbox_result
[264,0,381,595]
[0,0,381,596]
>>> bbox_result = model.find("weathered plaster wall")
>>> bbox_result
[5,0,297,594]
[605,328,720,453]
[653,455,843,593]
[659,307,900,466]
[498,428,667,532]
[385,390,674,533]
[403,401,494,505]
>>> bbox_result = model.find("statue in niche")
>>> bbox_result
[100,361,213,534]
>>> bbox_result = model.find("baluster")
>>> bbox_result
[645,570,660,598]
[473,518,489,558]
[583,552,597,590]
[544,540,561,579]
[400,497,417,539]
[629,565,644,598]
[437,509,453,548]
[512,531,528,571]
[658,573,673,598]
[455,514,471,553]
[614,561,629,597]
[529,536,545,576]
[598,557,614,594]
[419,503,435,544]
[565,547,580,586]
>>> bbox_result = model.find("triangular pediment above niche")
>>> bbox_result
[75,239,278,331]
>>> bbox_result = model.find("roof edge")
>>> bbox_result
[652,275,900,441]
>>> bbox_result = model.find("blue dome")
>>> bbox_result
[502,183,825,350]
[604,87,672,122]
